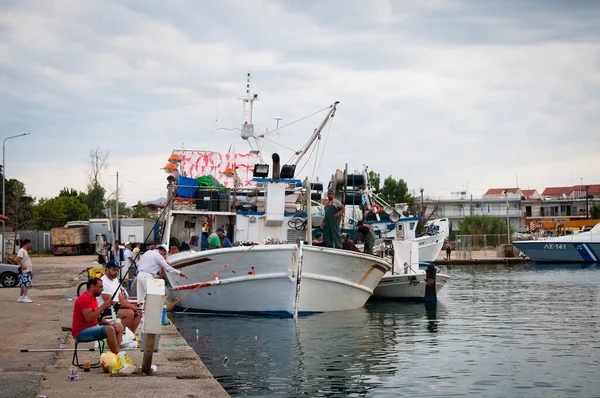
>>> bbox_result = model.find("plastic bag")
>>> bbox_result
[100,352,118,373]
[120,327,138,349]
[112,351,136,375]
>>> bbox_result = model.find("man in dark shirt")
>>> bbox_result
[355,221,376,255]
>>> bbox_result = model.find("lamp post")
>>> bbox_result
[2,133,30,262]
[503,190,510,245]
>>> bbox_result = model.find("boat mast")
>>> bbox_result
[239,72,263,160]
[288,101,339,166]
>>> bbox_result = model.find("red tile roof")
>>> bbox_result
[484,188,519,196]
[542,186,572,196]
[571,185,600,195]
[521,189,537,199]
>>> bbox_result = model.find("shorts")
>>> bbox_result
[18,272,32,288]
[76,325,107,342]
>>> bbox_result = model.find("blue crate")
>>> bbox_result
[176,176,199,198]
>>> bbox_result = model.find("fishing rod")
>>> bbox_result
[107,191,177,307]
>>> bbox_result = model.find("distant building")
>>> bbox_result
[131,202,165,217]
[424,184,599,234]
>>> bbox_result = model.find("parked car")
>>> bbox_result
[0,263,19,287]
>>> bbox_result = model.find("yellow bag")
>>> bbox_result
[100,352,118,373]
[111,351,136,375]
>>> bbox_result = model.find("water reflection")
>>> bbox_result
[173,301,440,396]
[174,264,600,397]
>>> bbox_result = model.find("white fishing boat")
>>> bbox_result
[159,85,391,317]
[371,218,450,301]
[513,222,600,263]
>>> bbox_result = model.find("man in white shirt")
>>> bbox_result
[17,239,33,303]
[123,242,134,269]
[136,244,187,304]
[98,261,141,333]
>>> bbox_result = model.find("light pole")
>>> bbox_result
[504,190,510,245]
[2,133,30,262]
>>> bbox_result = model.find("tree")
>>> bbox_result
[380,175,413,206]
[591,204,600,219]
[105,199,131,218]
[4,179,35,252]
[34,196,91,229]
[131,201,152,219]
[59,187,80,197]
[82,147,109,218]
[458,215,510,235]
[367,171,381,194]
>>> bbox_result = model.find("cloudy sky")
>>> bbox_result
[1,0,599,206]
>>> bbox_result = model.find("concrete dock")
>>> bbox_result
[0,254,229,398]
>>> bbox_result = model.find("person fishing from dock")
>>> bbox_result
[354,221,376,255]
[72,277,123,355]
[98,260,141,334]
[136,244,187,305]
[321,189,345,249]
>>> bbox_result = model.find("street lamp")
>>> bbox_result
[503,190,510,245]
[2,133,31,262]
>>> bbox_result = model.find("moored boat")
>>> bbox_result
[513,222,600,263]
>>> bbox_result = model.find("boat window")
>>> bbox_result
[409,222,415,230]
[397,224,403,233]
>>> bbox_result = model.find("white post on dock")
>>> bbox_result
[141,278,165,375]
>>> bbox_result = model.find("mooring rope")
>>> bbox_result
[166,244,256,310]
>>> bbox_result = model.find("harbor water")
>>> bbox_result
[173,263,600,397]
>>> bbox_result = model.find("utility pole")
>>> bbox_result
[116,171,119,241]
[586,185,590,219]
[420,187,424,217]
[504,190,510,244]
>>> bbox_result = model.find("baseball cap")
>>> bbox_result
[327,189,334,194]
[124,241,131,246]
[157,244,169,252]
[106,260,122,268]
[149,244,156,250]
[217,227,225,233]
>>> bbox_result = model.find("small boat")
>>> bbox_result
[513,222,600,263]
[371,219,450,301]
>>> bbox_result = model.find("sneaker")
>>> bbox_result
[17,296,23,303]
[22,297,33,303]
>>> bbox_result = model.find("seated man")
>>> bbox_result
[342,234,361,252]
[312,232,326,247]
[72,278,124,354]
[98,261,141,334]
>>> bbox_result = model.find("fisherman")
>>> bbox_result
[342,233,360,252]
[354,221,376,255]
[312,232,325,246]
[72,278,123,355]
[98,260,142,334]
[320,189,344,249]
[208,227,225,249]
[136,244,187,304]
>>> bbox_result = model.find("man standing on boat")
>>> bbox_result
[354,221,376,255]
[321,189,344,249]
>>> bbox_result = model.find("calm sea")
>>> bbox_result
[172,263,600,397]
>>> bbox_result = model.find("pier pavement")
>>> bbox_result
[0,254,229,398]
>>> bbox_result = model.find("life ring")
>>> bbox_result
[372,205,382,214]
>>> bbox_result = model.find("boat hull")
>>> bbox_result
[415,234,445,264]
[165,244,392,316]
[513,241,600,263]
[166,245,298,316]
[300,246,392,312]
[372,271,450,300]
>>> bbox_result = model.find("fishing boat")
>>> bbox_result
[371,218,450,300]
[159,84,391,317]
[513,222,600,263]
